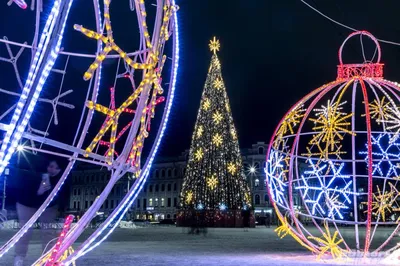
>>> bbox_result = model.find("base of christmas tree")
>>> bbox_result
[176,210,255,228]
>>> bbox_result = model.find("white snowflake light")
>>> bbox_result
[265,149,287,206]
[295,159,355,220]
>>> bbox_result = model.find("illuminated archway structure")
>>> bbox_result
[266,31,400,261]
[0,0,179,264]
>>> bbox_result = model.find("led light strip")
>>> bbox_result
[62,2,180,263]
[0,0,72,176]
[0,0,74,258]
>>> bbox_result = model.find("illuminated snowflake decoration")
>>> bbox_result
[212,133,223,147]
[197,203,205,210]
[265,149,287,205]
[363,183,400,221]
[186,191,193,204]
[203,98,211,111]
[213,57,221,70]
[213,78,223,90]
[308,100,355,160]
[227,162,236,175]
[196,125,204,138]
[365,96,391,124]
[219,203,227,211]
[308,221,346,260]
[379,104,400,143]
[194,148,204,161]
[212,111,223,124]
[359,133,400,178]
[207,174,219,190]
[295,159,354,219]
[274,104,305,148]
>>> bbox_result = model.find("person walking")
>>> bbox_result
[242,209,250,232]
[14,159,64,266]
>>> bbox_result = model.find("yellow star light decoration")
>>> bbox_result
[364,96,391,124]
[209,36,220,54]
[186,191,193,204]
[308,100,355,160]
[85,72,159,161]
[227,162,237,175]
[212,133,223,147]
[203,98,211,111]
[275,216,292,239]
[194,148,204,161]
[37,247,76,266]
[308,221,346,260]
[213,57,221,69]
[213,78,223,90]
[73,0,154,80]
[244,192,251,205]
[363,183,400,221]
[207,174,219,190]
[213,111,223,124]
[274,104,305,148]
[196,125,204,138]
[378,104,400,143]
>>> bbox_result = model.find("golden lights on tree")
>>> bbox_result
[179,38,251,213]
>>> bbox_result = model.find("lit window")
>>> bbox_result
[149,198,153,207]
[255,179,260,187]
[161,198,165,207]
[155,198,159,207]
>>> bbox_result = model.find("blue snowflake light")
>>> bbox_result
[360,133,400,178]
[295,159,355,220]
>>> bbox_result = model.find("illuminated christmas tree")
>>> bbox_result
[178,38,251,226]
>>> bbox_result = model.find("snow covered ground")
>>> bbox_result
[0,226,398,265]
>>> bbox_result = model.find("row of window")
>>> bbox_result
[72,173,110,184]
[143,183,178,193]
[136,197,178,209]
[72,199,121,210]
[72,186,123,197]
[254,194,269,205]
[152,168,186,178]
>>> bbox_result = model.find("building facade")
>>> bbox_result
[68,142,284,224]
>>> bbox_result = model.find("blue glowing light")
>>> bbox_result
[295,159,355,220]
[219,203,227,211]
[360,133,400,178]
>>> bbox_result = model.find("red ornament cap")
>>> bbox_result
[337,31,384,80]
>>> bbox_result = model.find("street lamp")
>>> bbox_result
[249,166,256,174]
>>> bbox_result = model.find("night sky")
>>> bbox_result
[161,0,400,156]
[2,0,400,159]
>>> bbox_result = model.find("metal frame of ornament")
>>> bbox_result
[0,0,180,264]
[266,31,400,262]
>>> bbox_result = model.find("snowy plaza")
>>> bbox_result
[0,226,398,266]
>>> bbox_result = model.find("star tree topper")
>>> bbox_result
[209,37,220,54]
